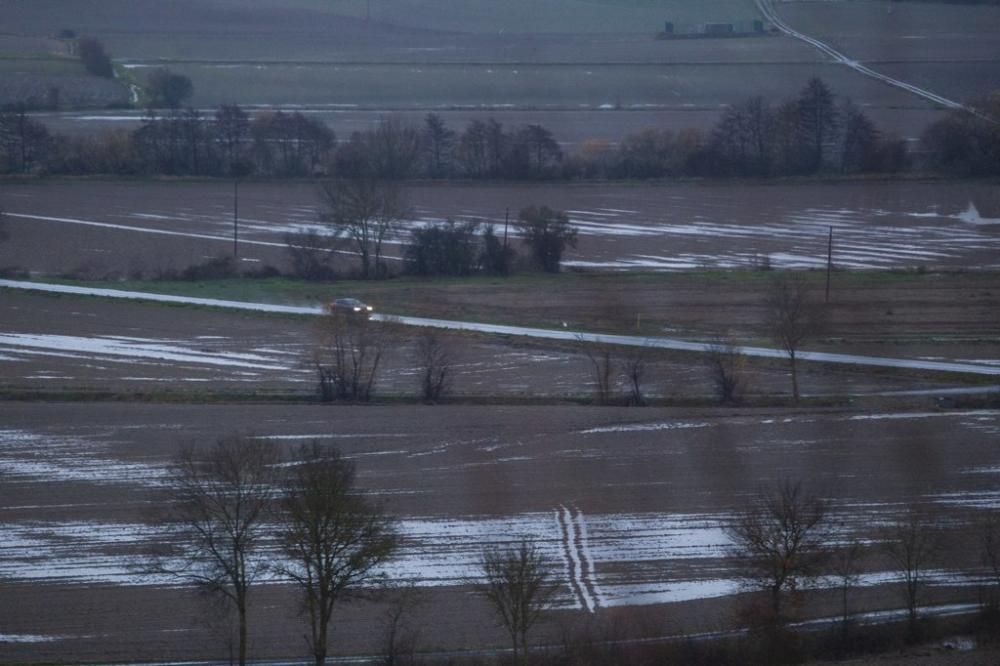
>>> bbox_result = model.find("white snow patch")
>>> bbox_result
[581,421,710,434]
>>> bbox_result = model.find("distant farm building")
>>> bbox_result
[660,19,770,39]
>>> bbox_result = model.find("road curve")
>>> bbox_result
[755,0,966,111]
[3,278,999,377]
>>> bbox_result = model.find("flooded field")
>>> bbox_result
[1,402,998,661]
[2,1,1000,661]
[2,180,999,279]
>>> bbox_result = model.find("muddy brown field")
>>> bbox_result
[2,1,1000,662]
[1,176,999,660]
[2,180,999,279]
[1,402,999,662]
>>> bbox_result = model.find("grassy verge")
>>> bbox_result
[8,268,1000,345]
[14,268,966,308]
[0,385,858,409]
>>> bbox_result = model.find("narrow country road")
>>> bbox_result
[3,279,999,377]
[755,0,966,111]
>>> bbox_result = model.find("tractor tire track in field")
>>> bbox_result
[557,504,599,613]
[756,0,966,111]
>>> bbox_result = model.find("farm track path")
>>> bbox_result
[3,278,999,377]
[756,0,967,111]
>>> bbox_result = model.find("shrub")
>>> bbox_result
[404,220,480,277]
[77,37,113,78]
[177,255,237,281]
[516,205,577,273]
[145,68,194,109]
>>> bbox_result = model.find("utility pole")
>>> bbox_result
[503,207,509,251]
[233,179,239,259]
[825,226,833,303]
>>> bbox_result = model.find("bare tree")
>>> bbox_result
[415,330,451,402]
[285,231,341,281]
[151,434,281,666]
[318,178,407,279]
[422,112,454,178]
[621,347,646,407]
[280,442,398,666]
[831,540,864,645]
[839,99,880,173]
[367,117,422,180]
[705,336,747,404]
[476,540,560,665]
[764,273,828,402]
[214,104,251,175]
[797,77,839,173]
[381,584,425,666]
[881,507,941,639]
[0,106,50,174]
[579,338,614,405]
[725,480,830,623]
[314,312,391,402]
[980,511,1000,609]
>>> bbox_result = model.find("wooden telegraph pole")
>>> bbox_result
[503,207,509,251]
[825,226,833,302]
[233,179,239,259]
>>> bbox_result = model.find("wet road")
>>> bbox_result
[3,279,999,377]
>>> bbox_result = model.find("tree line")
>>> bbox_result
[284,176,576,282]
[3,78,998,178]
[154,432,1000,665]
[151,433,562,666]
[307,270,823,407]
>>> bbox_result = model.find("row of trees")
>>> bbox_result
[9,79,994,178]
[155,436,396,666]
[52,105,331,177]
[306,271,825,407]
[288,176,578,280]
[404,205,576,277]
[155,434,561,665]
[699,78,910,177]
[574,274,825,408]
[921,91,1000,176]
[75,36,194,108]
[158,434,998,665]
[720,478,1000,659]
